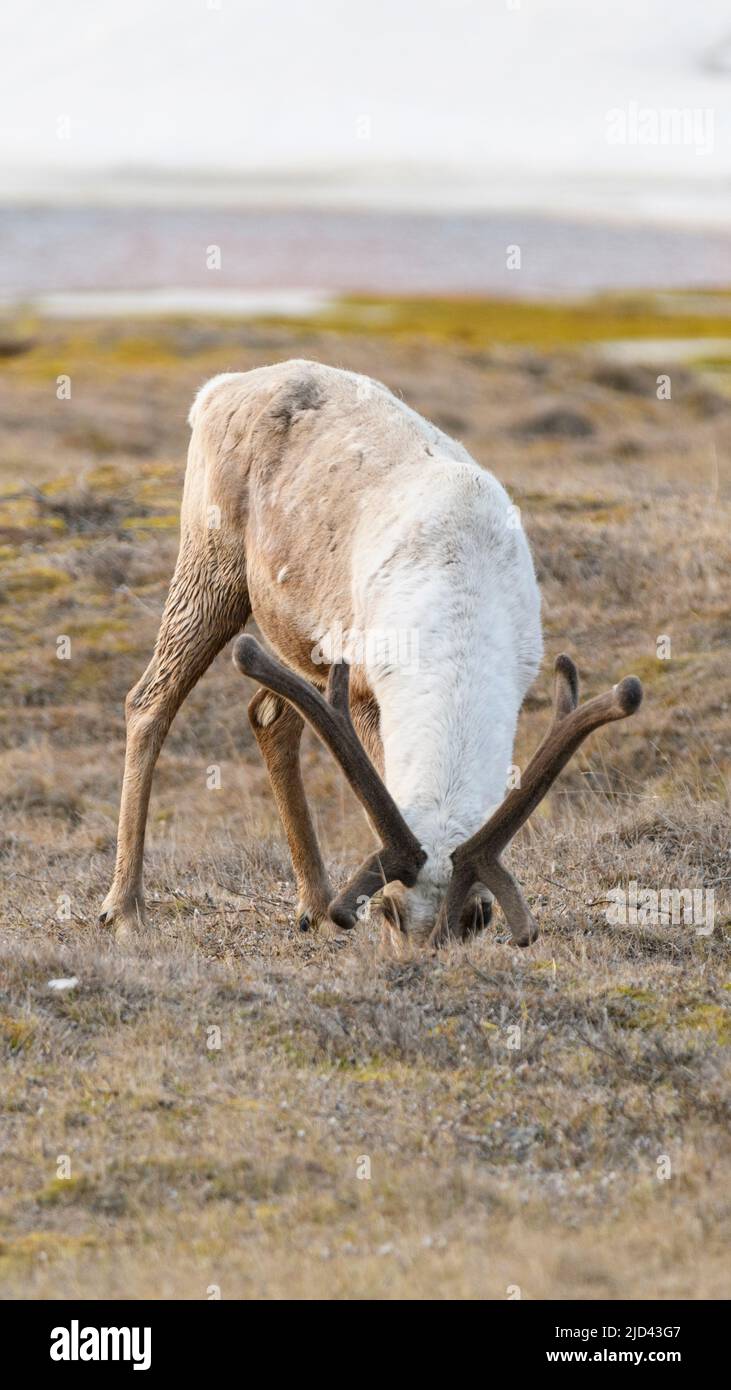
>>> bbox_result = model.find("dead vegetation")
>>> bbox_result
[0,311,729,1299]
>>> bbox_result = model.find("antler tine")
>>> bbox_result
[439,657,643,949]
[460,660,642,866]
[554,652,579,720]
[432,853,541,950]
[233,636,426,929]
[327,846,415,931]
[325,656,351,717]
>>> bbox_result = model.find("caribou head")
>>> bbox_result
[233,635,642,947]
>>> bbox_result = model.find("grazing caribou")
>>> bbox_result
[100,361,641,944]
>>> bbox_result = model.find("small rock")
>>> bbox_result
[512,407,594,439]
[592,364,657,396]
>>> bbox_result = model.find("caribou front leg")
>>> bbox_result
[248,688,333,930]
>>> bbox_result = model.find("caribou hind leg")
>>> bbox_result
[100,545,250,937]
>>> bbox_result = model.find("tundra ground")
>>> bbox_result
[0,301,729,1298]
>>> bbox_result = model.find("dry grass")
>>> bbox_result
[0,307,729,1299]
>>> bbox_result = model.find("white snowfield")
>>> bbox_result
[0,0,729,223]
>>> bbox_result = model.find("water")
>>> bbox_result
[2,206,729,306]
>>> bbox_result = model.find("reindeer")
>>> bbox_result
[100,361,642,945]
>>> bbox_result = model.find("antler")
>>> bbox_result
[232,636,426,928]
[431,655,643,948]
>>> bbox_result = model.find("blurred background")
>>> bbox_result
[1,0,731,306]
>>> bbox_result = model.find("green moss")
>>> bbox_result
[62,427,121,456]
[69,618,130,640]
[3,330,177,379]
[604,989,730,1041]
[5,292,730,392]
[0,1232,98,1268]
[122,514,179,530]
[310,989,345,1008]
[3,565,69,599]
[41,475,76,497]
[0,498,39,529]
[37,1174,94,1206]
[679,1003,731,1045]
[605,986,666,1029]
[101,336,178,367]
[84,463,130,491]
[265,291,731,351]
[345,1062,400,1083]
[625,653,695,684]
[0,1014,35,1053]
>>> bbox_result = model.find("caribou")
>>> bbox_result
[100,361,641,945]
